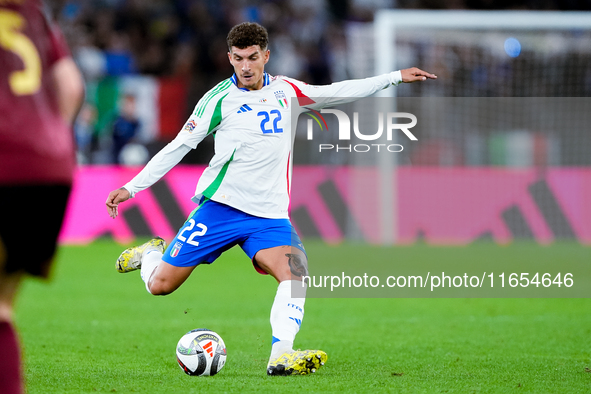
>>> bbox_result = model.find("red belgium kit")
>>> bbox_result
[0,0,75,185]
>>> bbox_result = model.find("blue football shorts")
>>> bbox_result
[162,199,305,274]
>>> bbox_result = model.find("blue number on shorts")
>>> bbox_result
[257,110,283,134]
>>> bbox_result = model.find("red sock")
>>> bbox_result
[0,321,23,394]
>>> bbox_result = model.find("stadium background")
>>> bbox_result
[13,1,591,393]
[54,0,591,246]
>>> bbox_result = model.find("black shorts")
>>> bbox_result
[0,185,71,278]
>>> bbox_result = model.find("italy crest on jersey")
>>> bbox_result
[170,241,183,257]
[274,90,288,109]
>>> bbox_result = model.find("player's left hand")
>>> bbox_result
[401,67,437,83]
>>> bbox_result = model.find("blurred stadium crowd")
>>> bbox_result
[48,0,591,165]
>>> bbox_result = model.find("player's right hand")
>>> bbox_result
[106,188,130,218]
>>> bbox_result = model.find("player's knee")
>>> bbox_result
[148,277,177,296]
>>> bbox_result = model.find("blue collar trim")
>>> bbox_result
[231,72,270,91]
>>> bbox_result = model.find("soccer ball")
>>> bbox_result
[176,328,227,376]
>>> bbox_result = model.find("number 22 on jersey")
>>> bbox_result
[257,110,284,134]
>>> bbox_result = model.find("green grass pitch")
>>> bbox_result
[15,240,591,393]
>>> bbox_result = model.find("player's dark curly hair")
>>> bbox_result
[227,22,268,51]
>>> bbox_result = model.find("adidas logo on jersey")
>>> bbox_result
[237,104,252,113]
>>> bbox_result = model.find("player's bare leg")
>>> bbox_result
[254,246,327,375]
[147,261,195,295]
[0,269,24,394]
[254,245,308,283]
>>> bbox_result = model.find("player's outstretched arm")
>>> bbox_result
[106,187,130,219]
[284,67,436,110]
[401,67,437,83]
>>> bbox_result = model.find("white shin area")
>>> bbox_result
[269,279,307,360]
[140,249,162,294]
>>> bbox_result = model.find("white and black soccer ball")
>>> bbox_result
[176,328,227,376]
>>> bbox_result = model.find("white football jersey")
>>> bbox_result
[124,71,402,219]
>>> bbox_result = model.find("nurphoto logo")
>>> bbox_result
[305,109,418,153]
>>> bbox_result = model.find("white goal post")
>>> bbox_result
[371,10,591,245]
[375,10,591,76]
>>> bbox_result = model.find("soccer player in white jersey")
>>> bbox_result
[106,22,436,376]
